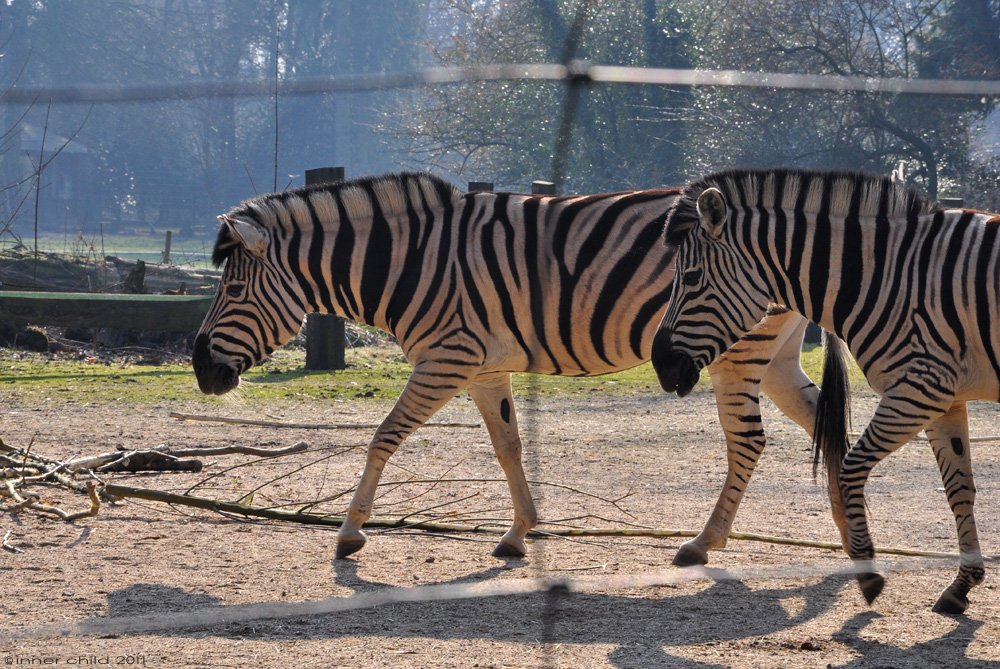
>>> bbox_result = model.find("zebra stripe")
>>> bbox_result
[653,166,995,614]
[194,171,832,565]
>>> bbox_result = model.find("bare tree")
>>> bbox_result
[377,0,693,192]
[680,0,1000,199]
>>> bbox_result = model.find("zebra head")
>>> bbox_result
[193,214,308,395]
[652,184,771,397]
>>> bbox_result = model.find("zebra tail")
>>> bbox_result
[812,329,851,486]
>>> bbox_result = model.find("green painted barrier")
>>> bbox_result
[0,291,213,332]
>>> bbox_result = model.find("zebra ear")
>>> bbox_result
[696,187,727,239]
[219,215,268,256]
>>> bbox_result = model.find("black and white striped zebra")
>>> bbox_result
[651,167,996,613]
[192,171,831,564]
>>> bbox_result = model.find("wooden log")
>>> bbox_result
[0,291,212,332]
[98,451,202,473]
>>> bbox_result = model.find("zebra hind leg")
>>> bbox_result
[335,361,474,559]
[840,390,949,606]
[925,403,984,615]
[468,373,537,558]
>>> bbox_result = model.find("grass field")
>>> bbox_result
[2,231,218,267]
[1,341,854,407]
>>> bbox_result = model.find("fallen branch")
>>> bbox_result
[102,483,998,560]
[97,452,203,473]
[64,449,200,474]
[3,480,100,521]
[63,442,307,474]
[297,477,635,514]
[106,483,348,528]
[2,530,24,554]
[168,442,309,458]
[0,492,39,512]
[169,411,480,430]
[56,482,101,521]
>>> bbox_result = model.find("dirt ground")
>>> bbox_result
[2,380,1000,668]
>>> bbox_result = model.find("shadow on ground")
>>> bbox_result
[62,559,994,668]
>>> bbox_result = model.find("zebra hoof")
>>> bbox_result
[857,572,885,605]
[335,535,367,559]
[672,543,709,567]
[492,540,527,558]
[932,590,969,615]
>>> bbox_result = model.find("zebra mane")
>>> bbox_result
[211,171,463,267]
[662,167,939,248]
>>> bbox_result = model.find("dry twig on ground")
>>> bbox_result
[0,433,308,526]
[1,529,24,553]
[169,411,480,430]
[103,482,1000,560]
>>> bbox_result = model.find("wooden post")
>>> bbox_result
[531,180,556,195]
[468,181,494,192]
[305,166,345,186]
[804,322,822,345]
[162,230,172,264]
[305,167,347,371]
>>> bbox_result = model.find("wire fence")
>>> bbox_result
[4,62,1000,106]
[3,8,1000,656]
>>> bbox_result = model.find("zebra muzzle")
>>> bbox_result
[192,333,241,396]
[651,329,700,398]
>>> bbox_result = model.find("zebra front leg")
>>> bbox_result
[672,339,774,566]
[840,389,949,605]
[924,402,984,614]
[673,308,817,567]
[468,373,537,558]
[336,362,473,559]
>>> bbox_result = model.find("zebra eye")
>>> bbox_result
[226,282,245,298]
[681,269,703,287]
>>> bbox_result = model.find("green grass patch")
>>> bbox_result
[0,339,865,408]
[7,232,218,267]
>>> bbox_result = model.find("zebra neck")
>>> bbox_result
[291,224,401,334]
[743,206,847,339]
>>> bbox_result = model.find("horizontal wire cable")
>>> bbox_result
[2,62,999,105]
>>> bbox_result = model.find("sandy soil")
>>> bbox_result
[2,383,1000,668]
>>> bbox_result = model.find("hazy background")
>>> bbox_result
[1,0,998,247]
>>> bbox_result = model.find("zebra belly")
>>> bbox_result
[480,346,650,378]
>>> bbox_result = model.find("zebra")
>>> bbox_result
[651,166,996,614]
[192,170,834,564]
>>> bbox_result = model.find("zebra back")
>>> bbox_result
[207,172,681,377]
[659,166,1000,395]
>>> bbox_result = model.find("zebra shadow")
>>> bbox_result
[85,562,855,667]
[828,611,994,669]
